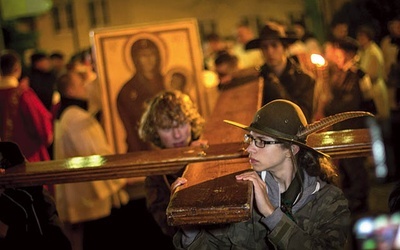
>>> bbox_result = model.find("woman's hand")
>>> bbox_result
[236,171,276,217]
[170,177,187,195]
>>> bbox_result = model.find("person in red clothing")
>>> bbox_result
[0,49,53,162]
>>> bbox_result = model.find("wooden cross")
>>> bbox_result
[1,79,373,226]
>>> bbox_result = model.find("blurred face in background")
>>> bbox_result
[34,57,52,73]
[51,57,65,72]
[330,46,346,69]
[68,72,89,100]
[260,39,286,68]
[356,32,370,48]
[332,23,348,39]
[156,121,192,148]
[331,46,357,70]
[292,24,305,39]
[389,19,400,38]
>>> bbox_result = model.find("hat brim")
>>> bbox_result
[245,39,262,50]
[223,120,328,157]
[245,37,298,50]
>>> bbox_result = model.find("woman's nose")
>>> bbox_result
[245,143,256,153]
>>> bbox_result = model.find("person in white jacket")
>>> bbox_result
[356,24,390,123]
[54,71,127,250]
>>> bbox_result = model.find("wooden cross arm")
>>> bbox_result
[307,128,372,159]
[0,128,371,188]
[0,142,247,188]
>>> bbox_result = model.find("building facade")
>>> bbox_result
[1,0,348,62]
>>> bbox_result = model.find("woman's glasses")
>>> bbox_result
[243,134,282,148]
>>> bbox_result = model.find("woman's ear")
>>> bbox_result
[291,144,300,155]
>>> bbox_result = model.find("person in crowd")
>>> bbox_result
[323,21,349,64]
[244,22,316,122]
[28,51,58,112]
[137,90,207,248]
[50,51,66,77]
[171,99,372,249]
[0,49,53,163]
[67,48,101,121]
[203,32,229,71]
[54,70,127,250]
[214,50,259,91]
[357,25,395,191]
[380,15,400,110]
[28,51,58,160]
[323,37,373,218]
[291,20,322,55]
[231,22,264,69]
[214,50,239,85]
[286,22,310,60]
[285,21,324,103]
[287,21,323,84]
[311,20,350,120]
[356,24,390,123]
[0,141,72,250]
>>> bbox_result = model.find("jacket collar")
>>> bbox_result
[261,169,325,211]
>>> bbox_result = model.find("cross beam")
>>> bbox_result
[0,80,372,188]
[0,128,371,188]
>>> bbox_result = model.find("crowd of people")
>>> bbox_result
[1,13,400,250]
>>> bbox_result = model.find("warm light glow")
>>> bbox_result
[64,155,106,169]
[311,54,326,67]
[342,135,355,144]
[203,70,219,88]
[321,135,335,145]
[320,131,354,146]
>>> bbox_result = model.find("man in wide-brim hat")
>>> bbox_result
[244,21,316,122]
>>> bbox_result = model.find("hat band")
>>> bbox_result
[249,122,300,142]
